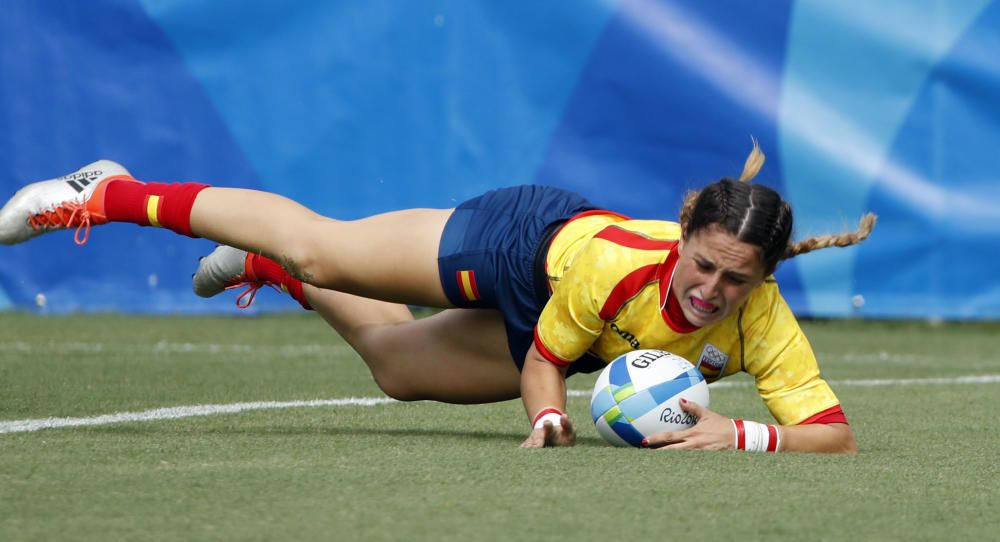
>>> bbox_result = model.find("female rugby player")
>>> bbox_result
[0,143,874,452]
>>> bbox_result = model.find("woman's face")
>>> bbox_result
[671,224,767,327]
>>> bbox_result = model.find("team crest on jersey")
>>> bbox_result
[696,343,728,377]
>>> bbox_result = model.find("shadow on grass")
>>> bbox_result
[86,423,610,446]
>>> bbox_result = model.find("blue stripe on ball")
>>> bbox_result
[648,371,699,403]
[610,419,646,447]
[685,367,704,386]
[591,386,617,422]
[618,374,692,420]
[609,357,632,387]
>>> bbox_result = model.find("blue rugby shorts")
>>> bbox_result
[437,185,605,376]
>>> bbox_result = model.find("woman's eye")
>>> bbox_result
[724,274,748,286]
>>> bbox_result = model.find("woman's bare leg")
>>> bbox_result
[303,285,521,404]
[190,188,453,307]
[188,188,520,402]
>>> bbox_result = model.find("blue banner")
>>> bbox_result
[1,0,998,319]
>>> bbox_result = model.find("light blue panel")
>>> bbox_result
[0,286,10,310]
[779,0,991,315]
[855,1,1000,319]
[139,0,616,218]
[591,387,618,422]
[0,0,269,314]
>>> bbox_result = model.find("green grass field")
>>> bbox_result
[1,312,998,541]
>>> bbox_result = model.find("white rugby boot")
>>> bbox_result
[0,160,138,245]
[193,245,267,308]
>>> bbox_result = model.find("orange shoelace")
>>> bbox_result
[223,276,283,309]
[26,202,94,245]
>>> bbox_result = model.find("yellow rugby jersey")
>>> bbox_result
[534,214,842,426]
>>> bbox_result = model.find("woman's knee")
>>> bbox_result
[347,309,518,403]
[267,227,337,286]
[352,330,428,401]
[370,367,426,402]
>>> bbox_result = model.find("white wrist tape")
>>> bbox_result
[732,419,780,452]
[532,407,564,429]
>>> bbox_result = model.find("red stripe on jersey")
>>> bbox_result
[797,405,849,425]
[594,226,677,251]
[543,211,632,277]
[533,327,572,366]
[658,248,699,333]
[598,264,661,320]
[766,425,779,452]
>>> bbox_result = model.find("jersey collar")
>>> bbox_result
[659,247,700,334]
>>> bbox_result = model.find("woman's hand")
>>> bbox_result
[520,413,576,448]
[642,398,734,451]
[644,398,858,453]
[520,343,573,448]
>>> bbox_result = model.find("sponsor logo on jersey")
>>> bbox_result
[696,343,728,377]
[610,322,640,349]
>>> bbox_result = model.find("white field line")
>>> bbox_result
[0,398,396,435]
[2,374,1000,435]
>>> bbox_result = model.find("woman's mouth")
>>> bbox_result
[689,296,718,315]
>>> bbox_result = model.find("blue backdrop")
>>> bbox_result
[1,0,998,318]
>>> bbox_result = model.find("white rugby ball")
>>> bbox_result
[590,349,709,447]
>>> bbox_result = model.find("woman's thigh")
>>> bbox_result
[355,308,522,404]
[191,188,453,307]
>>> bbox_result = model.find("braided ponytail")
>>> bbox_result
[680,138,762,234]
[679,139,877,275]
[738,137,765,182]
[785,213,878,258]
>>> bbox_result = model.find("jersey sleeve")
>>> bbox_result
[741,284,844,426]
[533,240,611,365]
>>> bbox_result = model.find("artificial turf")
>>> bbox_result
[1,313,998,541]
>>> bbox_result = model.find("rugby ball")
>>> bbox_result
[590,349,709,447]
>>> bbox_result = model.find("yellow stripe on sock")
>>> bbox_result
[146,195,162,227]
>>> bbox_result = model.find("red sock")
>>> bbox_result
[248,253,312,310]
[102,181,209,237]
